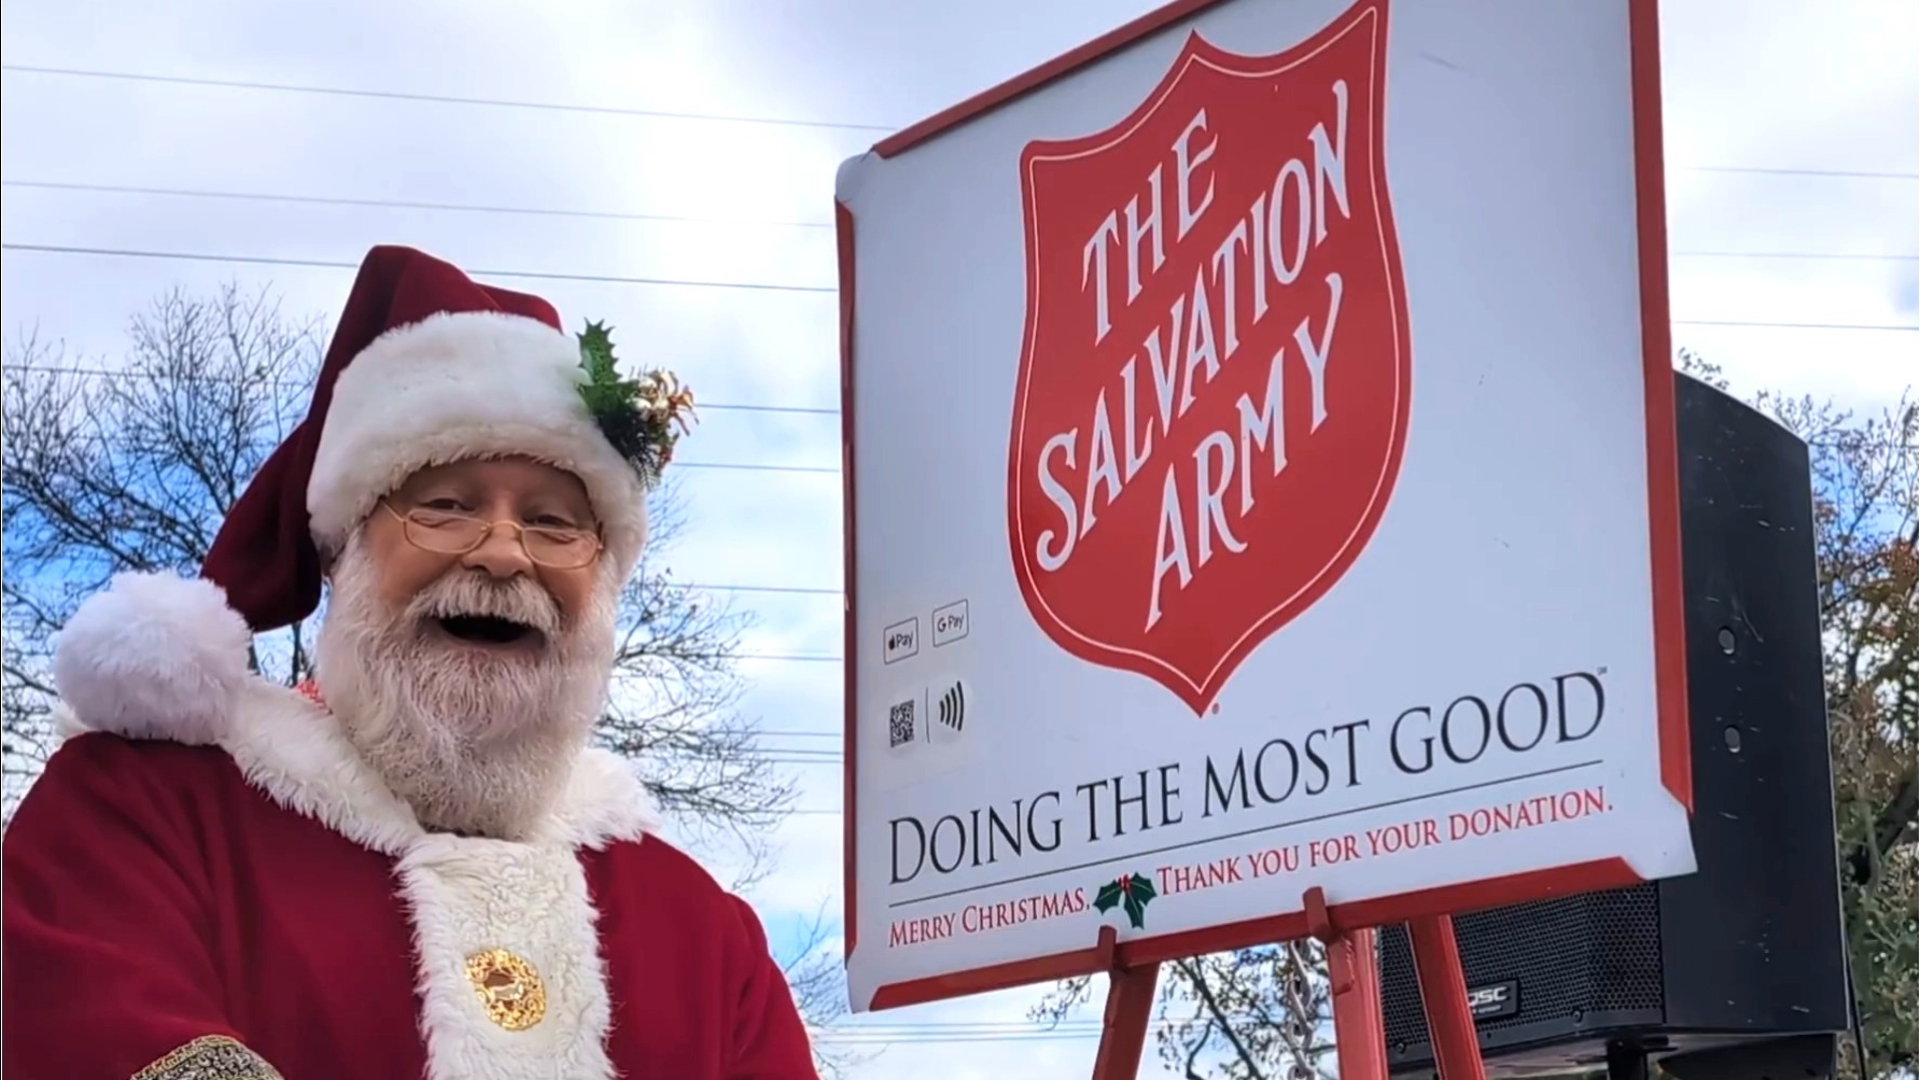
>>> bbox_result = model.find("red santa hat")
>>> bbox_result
[50,244,685,744]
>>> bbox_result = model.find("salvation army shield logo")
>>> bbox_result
[1007,0,1410,715]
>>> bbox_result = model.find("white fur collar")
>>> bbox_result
[49,572,660,1079]
[65,678,661,853]
[48,570,661,853]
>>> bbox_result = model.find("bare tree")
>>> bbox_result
[1031,941,1334,1080]
[0,279,851,1047]
[2,281,783,813]
[597,484,799,890]
[776,900,875,1079]
[2,285,324,814]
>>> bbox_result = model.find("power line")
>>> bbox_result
[674,461,835,475]
[0,180,835,230]
[7,363,844,472]
[805,1023,1097,1044]
[7,244,1914,332]
[9,424,835,478]
[1674,318,1916,332]
[1677,164,1918,181]
[700,402,835,417]
[0,64,895,135]
[0,243,834,295]
[1673,250,1917,263]
[5,362,838,419]
[825,1019,1129,1035]
[10,182,1916,267]
[5,62,1917,186]
[681,582,840,596]
[805,1010,1334,1043]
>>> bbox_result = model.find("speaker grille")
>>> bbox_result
[1379,884,1666,1049]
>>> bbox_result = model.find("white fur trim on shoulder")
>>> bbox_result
[305,309,649,581]
[223,680,425,854]
[540,748,663,848]
[50,571,253,746]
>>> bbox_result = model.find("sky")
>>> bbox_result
[2,0,1915,1076]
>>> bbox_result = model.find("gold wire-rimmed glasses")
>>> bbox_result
[379,501,604,570]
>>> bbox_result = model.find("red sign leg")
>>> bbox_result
[1352,927,1386,1064]
[1305,888,1388,1080]
[1407,915,1489,1080]
[1089,925,1160,1080]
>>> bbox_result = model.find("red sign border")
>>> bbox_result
[1004,8,1411,716]
[839,0,1691,1012]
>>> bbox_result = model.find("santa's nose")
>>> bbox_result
[462,525,536,578]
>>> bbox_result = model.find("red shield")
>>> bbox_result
[1007,0,1410,715]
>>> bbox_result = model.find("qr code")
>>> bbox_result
[888,699,917,748]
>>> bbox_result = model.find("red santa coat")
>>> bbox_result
[3,678,819,1080]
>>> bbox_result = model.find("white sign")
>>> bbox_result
[837,0,1693,1013]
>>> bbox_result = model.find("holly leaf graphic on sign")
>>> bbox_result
[1092,872,1158,930]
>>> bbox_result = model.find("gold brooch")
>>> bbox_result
[464,948,547,1031]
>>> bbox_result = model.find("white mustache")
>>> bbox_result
[406,571,562,636]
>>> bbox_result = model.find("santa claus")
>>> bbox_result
[3,245,821,1079]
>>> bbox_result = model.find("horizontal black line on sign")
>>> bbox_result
[886,758,1606,909]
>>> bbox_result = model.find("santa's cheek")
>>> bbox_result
[379,561,460,613]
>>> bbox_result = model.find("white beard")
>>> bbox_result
[313,532,619,841]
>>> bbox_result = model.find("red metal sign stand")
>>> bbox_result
[1089,924,1159,1080]
[1088,889,1488,1080]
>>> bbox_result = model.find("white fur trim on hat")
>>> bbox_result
[306,310,650,579]
[50,571,253,746]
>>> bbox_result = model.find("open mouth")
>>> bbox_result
[430,614,546,650]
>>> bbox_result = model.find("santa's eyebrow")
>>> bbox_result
[395,476,479,504]
[521,495,594,525]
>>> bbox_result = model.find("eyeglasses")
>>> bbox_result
[380,501,604,570]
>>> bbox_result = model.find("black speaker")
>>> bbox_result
[1378,373,1852,1079]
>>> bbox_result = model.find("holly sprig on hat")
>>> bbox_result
[575,320,696,488]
